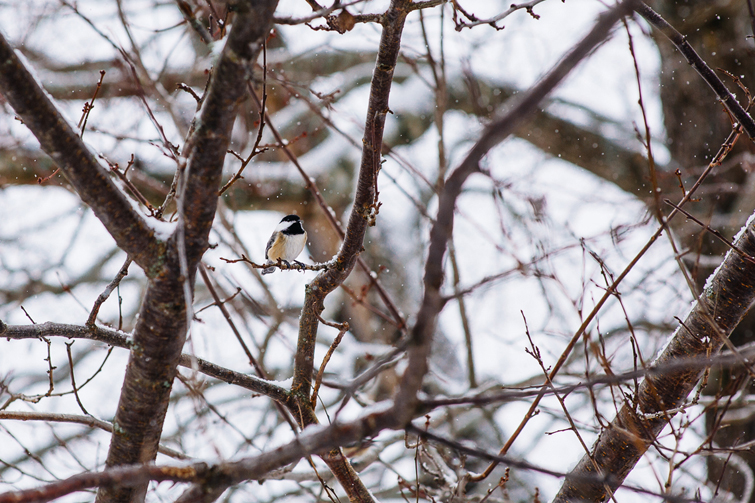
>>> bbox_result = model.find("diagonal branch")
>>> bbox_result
[554,200,755,501]
[290,0,412,400]
[635,2,755,140]
[392,0,639,423]
[0,32,163,272]
[177,6,276,267]
[2,401,676,503]
[0,406,686,503]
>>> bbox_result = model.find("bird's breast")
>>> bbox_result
[267,232,306,261]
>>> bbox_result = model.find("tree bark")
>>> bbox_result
[554,211,755,501]
[0,34,162,273]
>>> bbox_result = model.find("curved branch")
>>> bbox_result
[0,462,209,503]
[392,0,639,423]
[178,5,275,266]
[280,1,415,501]
[291,0,410,400]
[0,405,679,503]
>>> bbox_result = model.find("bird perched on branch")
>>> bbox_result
[262,214,307,275]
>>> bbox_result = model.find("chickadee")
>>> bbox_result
[261,214,307,275]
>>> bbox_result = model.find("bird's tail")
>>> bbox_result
[261,266,275,275]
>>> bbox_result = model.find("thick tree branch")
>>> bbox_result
[554,211,755,501]
[177,2,274,266]
[95,3,279,502]
[0,404,668,503]
[290,0,407,397]
[0,463,208,503]
[0,31,163,273]
[174,404,403,503]
[0,403,404,503]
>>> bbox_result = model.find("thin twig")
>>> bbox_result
[274,0,368,25]
[663,199,755,266]
[99,154,157,215]
[340,283,399,328]
[0,320,292,404]
[218,40,268,196]
[245,84,407,330]
[120,49,180,160]
[220,253,333,273]
[198,265,265,377]
[311,316,349,408]
[521,312,617,503]
[176,0,213,44]
[635,3,755,140]
[176,83,201,104]
[65,342,89,416]
[86,257,132,327]
[448,243,476,388]
[452,0,548,30]
[197,265,300,433]
[77,70,106,138]
[0,411,188,459]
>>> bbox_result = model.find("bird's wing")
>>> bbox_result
[264,232,278,261]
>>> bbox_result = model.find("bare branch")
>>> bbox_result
[635,3,755,141]
[452,0,548,30]
[96,4,280,500]
[0,410,695,503]
[0,33,163,272]
[0,411,188,460]
[393,0,639,425]
[86,258,132,327]
[273,0,374,26]
[0,320,292,403]
[554,179,755,502]
[244,85,407,330]
[0,462,207,503]
[311,318,348,408]
[220,253,334,273]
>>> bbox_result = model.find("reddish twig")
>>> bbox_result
[220,253,332,273]
[77,70,106,138]
[311,316,349,408]
[664,199,755,266]
[245,84,407,330]
[99,154,157,215]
